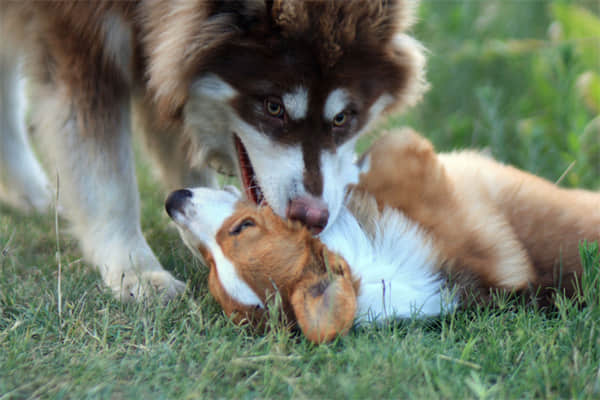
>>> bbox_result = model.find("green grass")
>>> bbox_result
[1,1,600,398]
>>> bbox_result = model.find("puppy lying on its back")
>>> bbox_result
[359,129,599,300]
[167,130,600,343]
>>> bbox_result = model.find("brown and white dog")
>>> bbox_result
[0,1,427,300]
[166,129,600,343]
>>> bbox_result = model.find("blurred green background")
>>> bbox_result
[374,0,600,189]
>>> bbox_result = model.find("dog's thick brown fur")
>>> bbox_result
[2,1,423,130]
[0,1,426,300]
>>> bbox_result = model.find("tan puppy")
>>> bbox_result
[167,130,600,343]
[168,189,361,343]
[358,129,600,300]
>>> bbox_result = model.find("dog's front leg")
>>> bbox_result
[132,92,218,191]
[31,83,185,302]
[0,51,52,212]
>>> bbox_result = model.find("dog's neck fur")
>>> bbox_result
[319,190,455,324]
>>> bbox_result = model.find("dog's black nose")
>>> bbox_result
[165,189,193,218]
[286,195,329,235]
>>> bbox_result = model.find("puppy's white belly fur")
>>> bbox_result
[319,205,452,323]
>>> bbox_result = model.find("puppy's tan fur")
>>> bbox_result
[357,129,600,299]
[202,203,359,343]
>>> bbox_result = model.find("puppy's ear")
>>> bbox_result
[290,266,357,344]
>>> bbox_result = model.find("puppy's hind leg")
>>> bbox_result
[32,83,185,301]
[0,52,51,212]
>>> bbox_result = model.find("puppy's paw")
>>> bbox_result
[357,128,449,212]
[368,128,436,175]
[291,276,357,344]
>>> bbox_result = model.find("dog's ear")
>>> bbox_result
[362,0,420,43]
[381,0,428,113]
[143,1,269,123]
[391,0,421,32]
[290,254,357,344]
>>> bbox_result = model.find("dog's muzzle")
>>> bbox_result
[286,196,329,234]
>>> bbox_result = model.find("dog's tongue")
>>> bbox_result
[287,196,329,234]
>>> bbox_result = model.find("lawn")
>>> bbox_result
[1,1,599,398]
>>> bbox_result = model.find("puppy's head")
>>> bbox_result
[166,187,358,343]
[147,0,427,233]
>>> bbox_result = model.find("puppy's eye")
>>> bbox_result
[264,98,285,119]
[229,218,256,236]
[333,112,347,127]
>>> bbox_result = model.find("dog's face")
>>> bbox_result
[149,0,426,233]
[166,187,358,343]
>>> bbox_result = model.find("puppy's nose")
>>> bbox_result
[286,195,329,234]
[165,189,192,218]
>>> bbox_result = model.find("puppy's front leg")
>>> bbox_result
[356,128,452,217]
[32,83,184,302]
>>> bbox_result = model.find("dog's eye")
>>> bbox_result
[332,112,347,127]
[264,98,285,119]
[229,218,256,236]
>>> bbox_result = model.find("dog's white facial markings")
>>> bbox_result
[186,76,394,232]
[234,112,359,229]
[324,88,351,121]
[102,12,133,83]
[233,117,304,215]
[234,115,361,231]
[319,138,361,232]
[319,203,451,323]
[282,86,309,120]
[192,74,238,101]
[169,188,264,307]
[366,94,394,127]
[315,93,395,231]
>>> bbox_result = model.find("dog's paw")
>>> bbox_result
[108,269,186,303]
[93,239,186,303]
[0,164,52,213]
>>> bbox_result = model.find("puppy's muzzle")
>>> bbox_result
[165,189,192,217]
[286,196,329,234]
